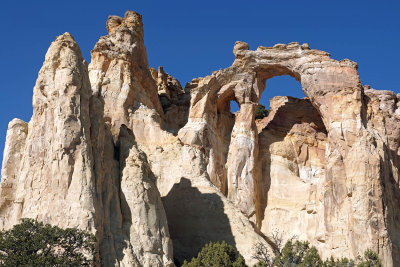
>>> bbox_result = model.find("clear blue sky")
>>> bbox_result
[0,0,399,169]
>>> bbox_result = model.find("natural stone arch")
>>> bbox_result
[178,41,392,263]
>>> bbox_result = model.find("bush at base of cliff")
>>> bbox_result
[323,251,382,267]
[253,238,382,267]
[356,249,382,267]
[182,241,247,267]
[0,218,96,266]
[273,240,323,266]
[323,256,355,267]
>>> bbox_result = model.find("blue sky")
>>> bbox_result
[0,0,399,169]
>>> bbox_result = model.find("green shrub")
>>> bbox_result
[255,104,269,120]
[302,246,324,266]
[321,249,381,267]
[182,238,382,267]
[253,237,381,267]
[323,256,355,267]
[0,218,96,266]
[357,249,382,267]
[253,261,268,267]
[182,241,247,267]
[273,240,323,266]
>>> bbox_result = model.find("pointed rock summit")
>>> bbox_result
[0,32,95,230]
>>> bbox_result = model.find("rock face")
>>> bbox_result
[0,10,399,267]
[257,96,328,254]
[0,15,174,267]
[0,33,96,231]
[178,41,400,266]
[150,66,190,134]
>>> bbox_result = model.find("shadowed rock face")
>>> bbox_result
[162,178,236,265]
[0,10,399,267]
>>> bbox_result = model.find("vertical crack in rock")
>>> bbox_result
[88,11,175,266]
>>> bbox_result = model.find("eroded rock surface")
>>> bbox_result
[150,66,190,134]
[178,41,399,266]
[257,96,328,256]
[0,33,96,231]
[0,10,399,267]
[0,15,174,267]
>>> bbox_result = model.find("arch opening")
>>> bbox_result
[258,75,305,110]
[209,93,238,195]
[230,100,240,114]
[256,73,328,244]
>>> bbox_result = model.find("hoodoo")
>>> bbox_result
[0,10,399,267]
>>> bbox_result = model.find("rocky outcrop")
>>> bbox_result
[0,17,174,266]
[178,41,399,266]
[0,33,96,231]
[140,140,269,266]
[362,87,400,265]
[89,11,172,145]
[0,119,28,227]
[88,11,174,266]
[150,66,190,134]
[0,10,399,267]
[87,12,269,265]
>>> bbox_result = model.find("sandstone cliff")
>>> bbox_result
[0,10,399,267]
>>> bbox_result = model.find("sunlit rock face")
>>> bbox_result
[0,33,97,231]
[0,10,399,267]
[0,13,175,267]
[257,96,328,257]
[179,41,400,266]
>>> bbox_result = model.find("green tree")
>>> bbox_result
[182,241,247,267]
[253,261,268,267]
[357,249,382,267]
[273,240,323,267]
[323,249,382,267]
[323,256,355,267]
[302,246,323,266]
[0,218,96,266]
[255,104,269,120]
[252,235,381,267]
